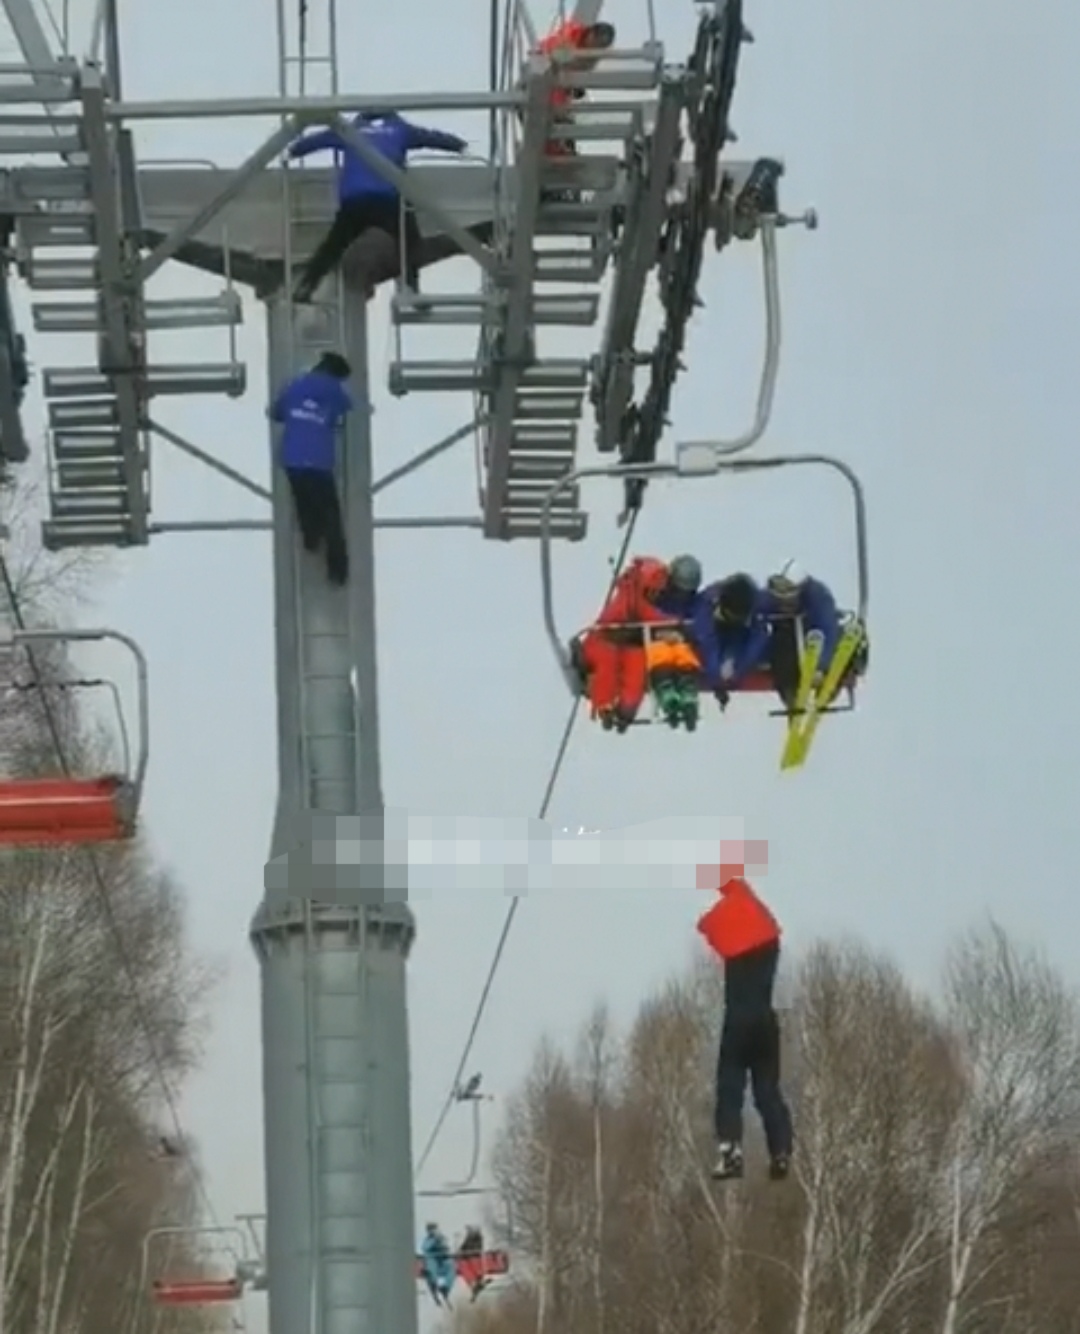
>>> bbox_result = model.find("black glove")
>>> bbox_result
[714,687,730,711]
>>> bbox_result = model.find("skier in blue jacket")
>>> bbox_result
[419,1222,456,1307]
[271,352,354,585]
[693,573,772,706]
[287,111,467,303]
[763,562,842,708]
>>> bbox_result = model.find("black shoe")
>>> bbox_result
[768,1154,790,1181]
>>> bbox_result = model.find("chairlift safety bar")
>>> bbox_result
[0,627,149,794]
[140,1224,248,1296]
[540,452,869,692]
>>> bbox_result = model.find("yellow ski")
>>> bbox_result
[784,623,865,770]
[779,631,822,770]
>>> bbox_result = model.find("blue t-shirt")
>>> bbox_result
[273,370,353,472]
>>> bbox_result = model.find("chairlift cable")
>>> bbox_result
[0,553,225,1235]
[415,510,642,1181]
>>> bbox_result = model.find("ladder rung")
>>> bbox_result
[539,155,621,193]
[511,424,577,450]
[19,212,95,248]
[502,483,581,510]
[390,359,589,395]
[25,254,99,290]
[16,166,91,202]
[392,291,598,327]
[507,454,576,481]
[42,517,134,550]
[51,429,124,461]
[43,363,247,400]
[33,292,243,335]
[55,459,126,489]
[502,511,587,542]
[0,115,81,155]
[532,247,608,283]
[49,400,119,431]
[514,393,584,421]
[51,487,130,518]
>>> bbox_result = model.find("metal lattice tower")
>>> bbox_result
[0,0,817,1331]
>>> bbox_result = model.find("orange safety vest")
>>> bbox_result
[696,877,780,961]
[537,17,590,109]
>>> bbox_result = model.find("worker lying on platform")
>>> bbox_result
[762,562,841,710]
[693,572,772,709]
[419,1222,456,1307]
[533,17,615,200]
[573,554,702,731]
[271,352,353,586]
[286,111,467,303]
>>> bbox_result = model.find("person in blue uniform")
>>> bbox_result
[692,572,771,706]
[419,1222,456,1307]
[287,110,468,302]
[763,562,841,708]
[271,352,354,585]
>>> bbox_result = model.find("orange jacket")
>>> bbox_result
[538,18,590,109]
[696,877,780,961]
[595,558,674,628]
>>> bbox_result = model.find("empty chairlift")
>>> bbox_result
[0,626,149,846]
[143,1225,256,1307]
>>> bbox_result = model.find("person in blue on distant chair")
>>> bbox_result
[271,352,354,585]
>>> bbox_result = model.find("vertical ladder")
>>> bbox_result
[386,34,666,542]
[14,133,247,551]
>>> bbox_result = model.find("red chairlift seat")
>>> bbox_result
[414,1250,510,1283]
[0,774,136,846]
[0,626,148,848]
[152,1277,243,1305]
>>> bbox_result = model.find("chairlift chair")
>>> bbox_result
[541,449,869,749]
[142,1225,251,1307]
[0,626,149,846]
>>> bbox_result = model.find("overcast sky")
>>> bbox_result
[5,0,1080,1327]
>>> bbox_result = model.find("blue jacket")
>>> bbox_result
[653,585,701,622]
[288,112,466,205]
[272,370,353,472]
[692,580,771,689]
[420,1231,455,1288]
[764,576,841,669]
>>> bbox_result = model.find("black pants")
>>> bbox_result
[714,1008,793,1158]
[296,195,422,297]
[286,468,348,585]
[769,617,802,709]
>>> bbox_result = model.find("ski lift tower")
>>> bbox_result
[0,0,814,1333]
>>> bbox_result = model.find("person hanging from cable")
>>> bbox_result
[692,572,773,711]
[286,111,467,304]
[571,554,702,732]
[419,1222,456,1307]
[696,858,793,1182]
[271,352,354,586]
[762,561,842,711]
[530,17,615,201]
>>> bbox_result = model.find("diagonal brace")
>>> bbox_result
[148,420,271,501]
[372,418,481,494]
[329,115,499,276]
[135,119,300,283]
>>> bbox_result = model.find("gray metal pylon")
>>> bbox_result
[256,285,418,1334]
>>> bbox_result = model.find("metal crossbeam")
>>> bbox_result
[0,0,71,101]
[481,56,553,538]
[78,63,147,542]
[107,90,523,122]
[592,76,684,452]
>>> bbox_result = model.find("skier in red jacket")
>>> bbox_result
[697,869,793,1180]
[572,554,702,730]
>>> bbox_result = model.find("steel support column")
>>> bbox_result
[253,287,417,1334]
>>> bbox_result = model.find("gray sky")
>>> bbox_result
[7,0,1080,1324]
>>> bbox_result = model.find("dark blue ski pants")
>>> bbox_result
[714,1007,793,1157]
